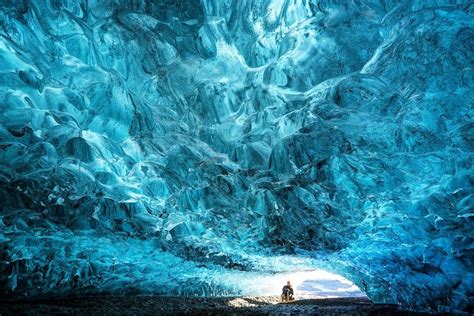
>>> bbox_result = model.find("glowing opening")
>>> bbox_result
[245,270,367,299]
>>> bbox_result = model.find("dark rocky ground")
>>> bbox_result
[0,296,437,315]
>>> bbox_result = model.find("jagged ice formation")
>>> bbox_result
[0,0,473,313]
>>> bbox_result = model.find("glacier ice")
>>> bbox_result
[0,0,473,312]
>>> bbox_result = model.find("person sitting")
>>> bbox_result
[281,280,295,302]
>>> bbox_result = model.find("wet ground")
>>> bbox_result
[0,295,433,315]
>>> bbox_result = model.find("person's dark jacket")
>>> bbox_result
[282,285,294,296]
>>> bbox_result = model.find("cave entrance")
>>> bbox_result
[254,270,367,299]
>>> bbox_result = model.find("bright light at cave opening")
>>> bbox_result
[248,270,367,299]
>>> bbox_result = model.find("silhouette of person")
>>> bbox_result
[281,280,294,302]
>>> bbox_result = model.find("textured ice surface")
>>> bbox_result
[0,0,473,312]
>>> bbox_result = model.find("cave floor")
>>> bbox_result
[0,295,435,315]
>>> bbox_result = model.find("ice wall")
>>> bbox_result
[0,0,473,312]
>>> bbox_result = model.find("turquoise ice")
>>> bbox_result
[0,0,472,313]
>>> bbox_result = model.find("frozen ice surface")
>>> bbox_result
[0,0,473,313]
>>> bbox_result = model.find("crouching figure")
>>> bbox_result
[281,280,295,302]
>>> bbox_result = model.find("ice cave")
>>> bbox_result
[0,0,473,313]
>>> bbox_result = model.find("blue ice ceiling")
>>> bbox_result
[0,0,473,313]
